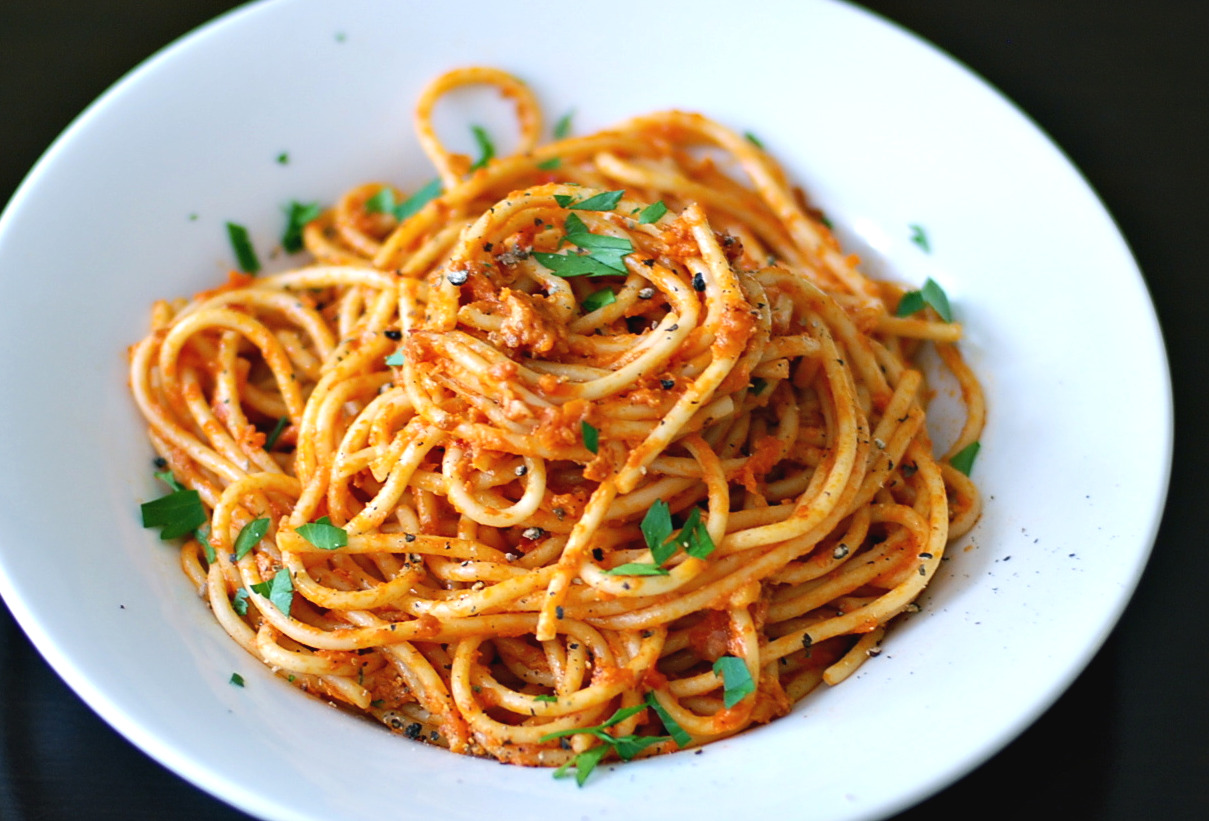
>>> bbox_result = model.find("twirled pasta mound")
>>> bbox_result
[130,67,983,778]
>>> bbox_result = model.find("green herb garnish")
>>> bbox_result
[641,500,675,565]
[197,525,217,564]
[677,507,715,560]
[534,211,634,278]
[604,562,670,576]
[296,515,348,550]
[712,656,756,708]
[282,200,322,253]
[365,179,444,222]
[580,288,617,313]
[949,441,981,476]
[141,484,207,541]
[637,201,668,224]
[225,222,261,274]
[232,588,250,616]
[154,470,185,492]
[909,223,931,253]
[582,420,599,454]
[230,672,245,687]
[744,131,765,149]
[643,691,692,747]
[470,124,495,171]
[895,278,953,323]
[536,156,562,170]
[250,568,294,616]
[234,517,270,560]
[532,251,624,278]
[553,189,625,211]
[608,501,716,576]
[562,213,632,269]
[540,702,668,786]
[553,110,574,139]
[264,416,289,450]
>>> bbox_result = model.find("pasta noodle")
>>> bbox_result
[129,66,983,777]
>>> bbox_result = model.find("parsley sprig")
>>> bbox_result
[534,209,635,278]
[225,222,261,274]
[469,125,495,171]
[233,517,270,560]
[540,692,688,785]
[296,515,349,550]
[580,288,616,313]
[281,201,322,253]
[949,440,981,475]
[553,189,624,211]
[637,201,667,224]
[712,656,756,707]
[251,568,294,616]
[581,420,600,454]
[895,278,953,323]
[365,179,443,222]
[607,500,716,576]
[141,472,207,540]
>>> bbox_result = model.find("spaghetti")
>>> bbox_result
[130,66,983,779]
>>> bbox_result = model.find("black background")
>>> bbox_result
[1,2,1205,819]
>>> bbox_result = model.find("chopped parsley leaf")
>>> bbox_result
[909,223,931,253]
[141,485,207,541]
[637,201,667,224]
[641,500,674,557]
[541,701,668,786]
[225,222,261,274]
[553,189,624,211]
[264,416,289,450]
[580,288,617,313]
[644,692,692,747]
[250,568,294,616]
[607,501,716,575]
[234,517,270,560]
[154,470,185,492]
[605,562,670,576]
[364,187,396,214]
[553,110,574,139]
[895,278,953,323]
[712,656,756,708]
[535,212,634,278]
[470,124,495,171]
[232,588,250,616]
[365,179,444,222]
[532,251,622,278]
[296,516,348,550]
[196,526,217,564]
[281,200,322,253]
[582,420,599,454]
[949,440,981,476]
[677,507,716,560]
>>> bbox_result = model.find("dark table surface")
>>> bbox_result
[2,1,1205,819]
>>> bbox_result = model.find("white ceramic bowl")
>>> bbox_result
[0,2,1171,819]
